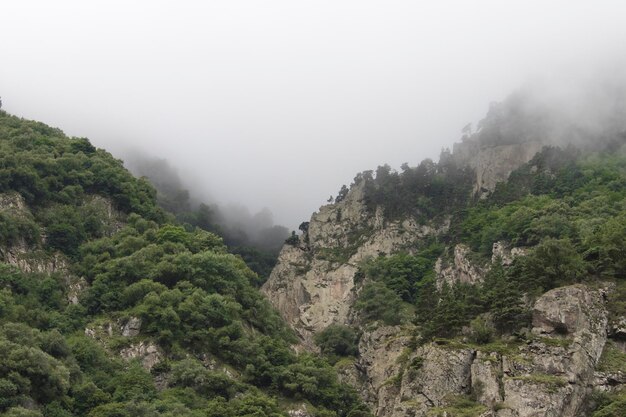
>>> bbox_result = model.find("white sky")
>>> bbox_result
[1,1,626,227]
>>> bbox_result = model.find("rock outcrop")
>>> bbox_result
[435,244,486,288]
[262,135,620,416]
[337,284,610,417]
[0,192,125,305]
[453,139,544,197]
[119,341,162,370]
[262,183,448,349]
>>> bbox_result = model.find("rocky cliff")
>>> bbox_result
[262,183,449,349]
[262,136,626,416]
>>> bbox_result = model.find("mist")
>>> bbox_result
[467,60,626,151]
[123,152,289,253]
[2,1,626,227]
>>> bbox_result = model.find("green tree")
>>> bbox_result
[314,324,358,357]
[483,262,527,332]
[354,281,404,325]
[513,238,586,293]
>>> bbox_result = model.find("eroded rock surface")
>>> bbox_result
[262,184,448,349]
[337,285,610,417]
[120,341,162,370]
[453,140,545,197]
[435,244,486,288]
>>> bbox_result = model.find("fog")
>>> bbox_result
[1,1,626,228]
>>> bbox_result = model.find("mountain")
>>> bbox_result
[262,91,626,416]
[0,109,369,417]
[2,84,626,417]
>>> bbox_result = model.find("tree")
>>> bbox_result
[314,324,358,357]
[335,185,349,203]
[513,238,586,293]
[483,262,526,332]
[354,281,404,325]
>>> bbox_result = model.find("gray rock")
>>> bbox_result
[435,244,486,288]
[452,140,545,198]
[122,317,142,337]
[119,341,162,370]
[262,182,448,349]
[471,352,504,405]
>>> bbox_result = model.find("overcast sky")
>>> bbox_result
[1,1,626,228]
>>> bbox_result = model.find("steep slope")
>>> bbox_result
[262,93,626,416]
[0,110,369,417]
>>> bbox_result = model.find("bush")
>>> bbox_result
[354,281,405,325]
[314,325,358,357]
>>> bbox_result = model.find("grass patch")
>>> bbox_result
[427,395,488,417]
[509,374,567,393]
[597,340,626,373]
[381,370,404,389]
[433,337,522,357]
[607,280,626,322]
[333,356,357,370]
[536,336,572,348]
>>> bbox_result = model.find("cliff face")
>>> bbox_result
[261,183,448,349]
[452,139,545,197]
[262,137,544,349]
[262,137,626,416]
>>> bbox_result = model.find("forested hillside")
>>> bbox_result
[0,110,370,417]
[2,91,626,417]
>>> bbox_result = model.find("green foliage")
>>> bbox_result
[510,238,585,294]
[482,263,527,332]
[509,374,567,393]
[354,281,405,325]
[229,245,279,286]
[597,341,626,374]
[0,112,370,416]
[461,148,626,282]
[427,395,488,417]
[0,112,165,222]
[285,231,299,246]
[360,248,441,303]
[314,325,359,358]
[420,282,484,340]
[277,355,364,416]
[361,155,474,222]
[467,316,494,345]
[593,391,626,417]
[168,359,242,399]
[0,210,40,247]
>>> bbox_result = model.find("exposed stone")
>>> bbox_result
[500,376,573,417]
[287,404,314,417]
[3,248,71,275]
[594,370,626,393]
[471,352,504,405]
[84,195,126,236]
[499,284,609,417]
[607,316,626,341]
[261,136,616,416]
[0,192,28,213]
[262,183,448,349]
[491,241,528,266]
[453,140,545,198]
[120,341,162,370]
[122,317,142,337]
[338,284,609,417]
[435,244,486,288]
[85,322,115,340]
[532,285,607,337]
[67,277,88,304]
